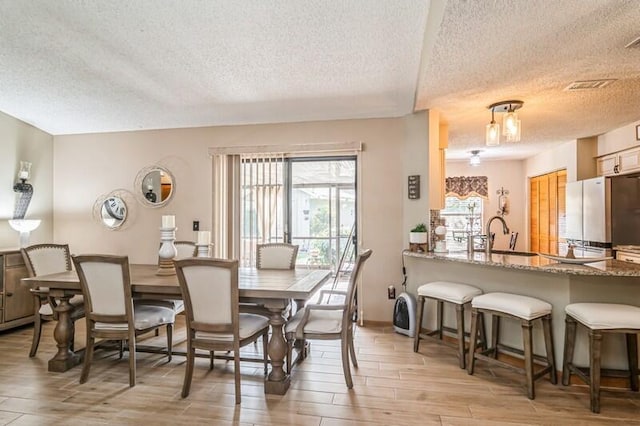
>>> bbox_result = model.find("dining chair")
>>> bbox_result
[284,248,372,387]
[256,243,299,270]
[72,254,176,387]
[141,240,198,315]
[21,243,85,357]
[174,257,269,404]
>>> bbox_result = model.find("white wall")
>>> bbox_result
[0,111,53,250]
[54,115,428,322]
[446,159,526,251]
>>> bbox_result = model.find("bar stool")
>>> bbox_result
[562,302,640,413]
[413,281,485,369]
[467,292,557,399]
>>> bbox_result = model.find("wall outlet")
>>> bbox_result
[387,285,396,299]
[192,221,199,231]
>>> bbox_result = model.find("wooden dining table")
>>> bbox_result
[22,264,331,395]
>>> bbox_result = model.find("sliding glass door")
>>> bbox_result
[239,155,357,273]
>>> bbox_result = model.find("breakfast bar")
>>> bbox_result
[403,250,640,369]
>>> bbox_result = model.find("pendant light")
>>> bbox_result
[485,100,523,146]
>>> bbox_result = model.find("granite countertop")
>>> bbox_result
[403,249,640,277]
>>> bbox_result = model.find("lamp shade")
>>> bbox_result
[485,121,500,146]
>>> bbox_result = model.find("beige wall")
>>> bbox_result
[0,111,54,250]
[446,159,526,251]
[54,115,429,322]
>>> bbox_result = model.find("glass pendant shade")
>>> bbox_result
[505,118,521,142]
[485,121,500,146]
[503,111,521,142]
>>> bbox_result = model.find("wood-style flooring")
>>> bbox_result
[0,317,638,425]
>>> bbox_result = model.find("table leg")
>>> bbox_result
[264,306,290,395]
[48,295,80,372]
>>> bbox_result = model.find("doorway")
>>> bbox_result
[239,155,357,273]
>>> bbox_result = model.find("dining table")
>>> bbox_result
[22,264,331,395]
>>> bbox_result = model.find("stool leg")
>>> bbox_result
[562,315,577,386]
[522,320,535,400]
[436,300,444,340]
[478,311,487,351]
[491,315,500,359]
[467,308,479,375]
[413,296,425,352]
[542,315,557,384]
[590,329,603,414]
[455,303,465,369]
[626,333,639,392]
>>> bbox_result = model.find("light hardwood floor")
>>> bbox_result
[0,317,638,425]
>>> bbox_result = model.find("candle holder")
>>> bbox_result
[157,226,178,276]
[196,244,211,258]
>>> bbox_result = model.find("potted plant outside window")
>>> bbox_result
[409,223,428,244]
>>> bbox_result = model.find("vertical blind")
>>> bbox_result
[240,153,285,267]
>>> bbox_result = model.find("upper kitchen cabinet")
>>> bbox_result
[596,146,640,176]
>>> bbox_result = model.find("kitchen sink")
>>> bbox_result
[489,250,538,257]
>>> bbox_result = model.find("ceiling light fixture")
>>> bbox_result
[469,150,481,166]
[485,100,523,146]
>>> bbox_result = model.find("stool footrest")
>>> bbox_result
[474,352,552,380]
[568,364,639,384]
[495,343,552,366]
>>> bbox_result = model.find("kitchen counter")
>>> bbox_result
[403,249,640,277]
[403,249,640,370]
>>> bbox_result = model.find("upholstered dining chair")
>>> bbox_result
[284,248,372,387]
[256,243,299,270]
[72,254,176,387]
[21,243,85,357]
[141,240,198,315]
[174,257,269,404]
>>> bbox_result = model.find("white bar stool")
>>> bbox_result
[562,302,640,413]
[413,281,485,369]
[467,292,557,399]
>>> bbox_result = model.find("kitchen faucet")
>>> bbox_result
[485,215,510,256]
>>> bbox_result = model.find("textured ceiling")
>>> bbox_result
[1,0,639,161]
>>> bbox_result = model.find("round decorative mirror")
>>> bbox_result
[93,189,135,230]
[135,166,175,208]
[101,196,127,229]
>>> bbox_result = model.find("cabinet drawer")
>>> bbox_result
[5,253,25,267]
[616,251,640,263]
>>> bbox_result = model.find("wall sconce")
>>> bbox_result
[469,150,481,166]
[497,186,510,216]
[485,100,523,146]
[11,161,39,247]
[13,161,34,220]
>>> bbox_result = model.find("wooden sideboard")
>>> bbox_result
[0,249,34,331]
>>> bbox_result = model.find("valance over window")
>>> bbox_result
[445,176,488,199]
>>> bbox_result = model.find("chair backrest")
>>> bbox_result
[72,255,132,323]
[256,243,299,269]
[175,241,197,259]
[174,258,239,337]
[21,243,72,278]
[344,249,373,319]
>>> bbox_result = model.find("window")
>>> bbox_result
[439,196,483,251]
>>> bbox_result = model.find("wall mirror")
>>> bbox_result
[135,166,175,208]
[93,189,135,230]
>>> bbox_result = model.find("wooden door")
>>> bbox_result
[529,170,566,254]
[530,178,539,252]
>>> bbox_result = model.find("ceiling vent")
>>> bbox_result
[564,79,617,91]
[625,36,640,49]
